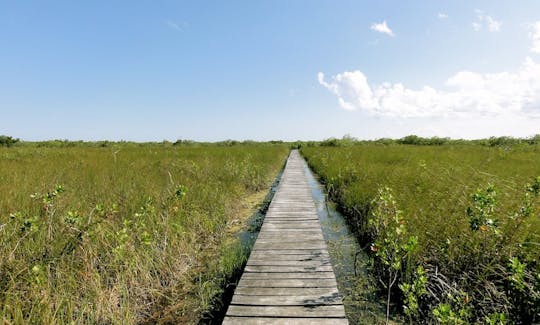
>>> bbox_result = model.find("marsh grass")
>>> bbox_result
[0,145,288,324]
[302,144,540,323]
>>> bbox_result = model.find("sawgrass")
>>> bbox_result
[0,145,288,324]
[302,144,540,323]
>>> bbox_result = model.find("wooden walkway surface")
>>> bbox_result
[223,150,348,324]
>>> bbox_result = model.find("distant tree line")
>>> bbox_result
[1,137,287,148]
[2,134,540,148]
[306,134,540,147]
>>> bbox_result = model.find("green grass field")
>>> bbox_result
[302,144,540,324]
[2,140,539,324]
[0,145,288,323]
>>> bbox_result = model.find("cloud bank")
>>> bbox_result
[318,59,540,118]
[370,20,394,37]
[318,20,540,123]
[318,20,540,119]
[437,13,448,20]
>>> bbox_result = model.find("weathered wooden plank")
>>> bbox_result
[223,317,348,325]
[259,228,321,232]
[253,237,325,242]
[255,230,323,236]
[257,234,326,245]
[267,211,319,215]
[241,272,336,279]
[245,261,331,267]
[258,225,322,229]
[249,249,329,255]
[262,220,320,224]
[247,256,330,265]
[250,248,330,255]
[269,205,316,209]
[256,231,321,236]
[268,204,316,208]
[260,221,321,226]
[248,252,329,258]
[252,244,328,250]
[270,197,314,200]
[255,232,322,237]
[234,287,339,296]
[269,206,316,209]
[231,293,343,306]
[267,204,315,207]
[264,214,319,218]
[259,225,321,231]
[249,243,326,251]
[246,262,331,268]
[267,211,317,214]
[255,226,319,232]
[263,216,319,220]
[253,235,323,240]
[247,260,331,267]
[244,265,334,273]
[237,278,338,288]
[254,236,325,243]
[264,218,319,221]
[268,207,318,212]
[256,228,322,232]
[264,213,319,218]
[226,305,346,318]
[248,253,330,261]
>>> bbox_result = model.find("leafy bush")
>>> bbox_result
[0,135,20,147]
[397,135,450,145]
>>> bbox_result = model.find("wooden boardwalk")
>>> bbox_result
[223,150,348,324]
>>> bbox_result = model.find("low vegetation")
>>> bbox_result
[302,142,540,324]
[4,135,539,323]
[0,144,288,323]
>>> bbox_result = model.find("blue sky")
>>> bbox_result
[1,1,540,141]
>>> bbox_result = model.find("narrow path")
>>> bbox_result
[223,150,348,324]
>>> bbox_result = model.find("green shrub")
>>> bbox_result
[0,135,19,147]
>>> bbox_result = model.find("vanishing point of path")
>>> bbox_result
[223,150,348,324]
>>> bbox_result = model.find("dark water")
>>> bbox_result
[302,160,389,324]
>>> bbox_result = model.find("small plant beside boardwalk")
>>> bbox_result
[0,145,288,324]
[302,144,540,324]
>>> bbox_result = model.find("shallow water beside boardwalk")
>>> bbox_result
[303,159,390,324]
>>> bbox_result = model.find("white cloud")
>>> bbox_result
[486,16,502,32]
[530,21,540,53]
[437,13,448,20]
[165,20,188,32]
[318,57,540,118]
[472,11,501,32]
[370,20,395,37]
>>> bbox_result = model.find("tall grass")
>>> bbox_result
[0,145,288,323]
[302,144,540,323]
